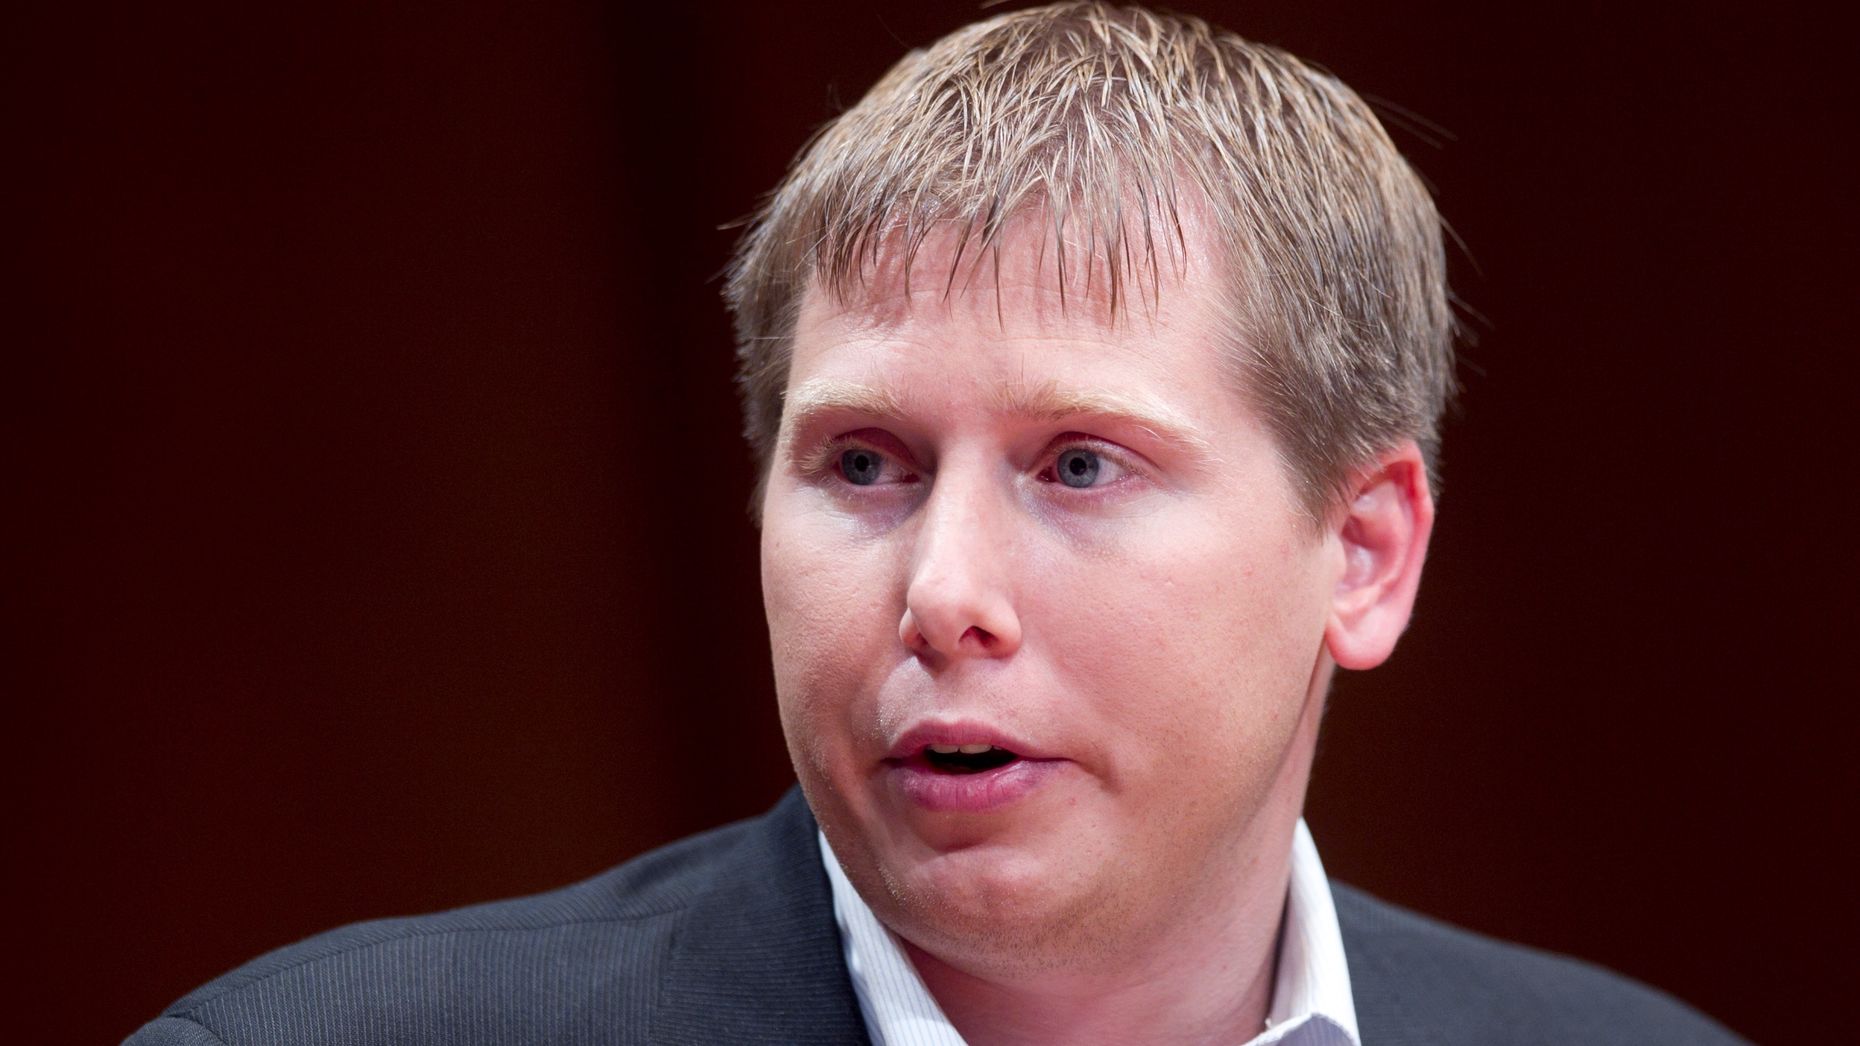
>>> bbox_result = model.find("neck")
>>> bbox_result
[902,853,1292,1046]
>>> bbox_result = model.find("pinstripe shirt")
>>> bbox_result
[820,820,1359,1046]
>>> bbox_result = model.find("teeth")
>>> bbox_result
[924,743,999,756]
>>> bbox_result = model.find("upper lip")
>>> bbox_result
[884,719,1056,762]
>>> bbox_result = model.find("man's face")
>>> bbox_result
[759,219,1341,973]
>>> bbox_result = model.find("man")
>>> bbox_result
[127,3,1742,1043]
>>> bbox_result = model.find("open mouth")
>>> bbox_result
[885,731,1057,812]
[921,743,1019,774]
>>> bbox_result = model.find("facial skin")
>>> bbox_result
[759,210,1431,1040]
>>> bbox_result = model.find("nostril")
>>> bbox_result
[901,616,998,657]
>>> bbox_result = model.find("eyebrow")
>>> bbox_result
[782,378,914,428]
[988,381,1211,454]
[779,376,1211,456]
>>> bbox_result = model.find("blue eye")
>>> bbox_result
[1056,448,1101,488]
[841,448,884,486]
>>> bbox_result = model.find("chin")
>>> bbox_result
[873,834,1132,972]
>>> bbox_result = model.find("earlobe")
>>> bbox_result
[1324,443,1435,671]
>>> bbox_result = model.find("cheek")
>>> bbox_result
[761,513,904,763]
[1030,516,1328,775]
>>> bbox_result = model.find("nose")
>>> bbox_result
[899,468,1022,662]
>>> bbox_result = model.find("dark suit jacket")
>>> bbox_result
[126,788,1744,1045]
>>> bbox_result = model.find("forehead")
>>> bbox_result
[778,208,1281,487]
[793,204,1236,369]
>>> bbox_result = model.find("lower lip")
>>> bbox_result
[884,757,1066,813]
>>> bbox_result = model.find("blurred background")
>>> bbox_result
[13,1,1850,1041]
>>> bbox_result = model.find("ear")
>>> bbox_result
[1324,441,1435,671]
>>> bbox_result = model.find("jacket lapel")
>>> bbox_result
[650,787,871,1044]
[1334,881,1431,1046]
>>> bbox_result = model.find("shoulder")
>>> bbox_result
[123,811,775,1046]
[1332,882,1747,1046]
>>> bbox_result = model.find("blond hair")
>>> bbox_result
[725,1,1454,520]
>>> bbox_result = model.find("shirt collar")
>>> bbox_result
[819,819,1360,1046]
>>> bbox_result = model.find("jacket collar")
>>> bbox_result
[648,788,1419,1046]
[650,787,870,1044]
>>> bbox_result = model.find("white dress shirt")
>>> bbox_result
[819,820,1360,1046]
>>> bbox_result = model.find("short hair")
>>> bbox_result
[725,1,1454,521]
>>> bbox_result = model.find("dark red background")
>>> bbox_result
[14,2,1850,1042]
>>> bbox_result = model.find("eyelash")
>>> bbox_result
[797,434,915,486]
[803,434,1136,492]
[1033,436,1129,488]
